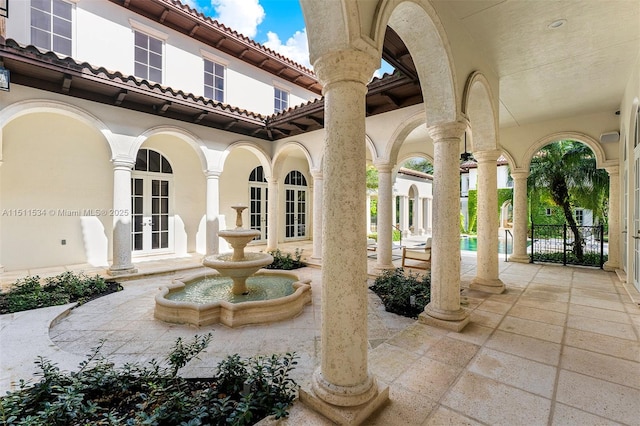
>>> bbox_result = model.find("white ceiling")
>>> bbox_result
[439,0,640,128]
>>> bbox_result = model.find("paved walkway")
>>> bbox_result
[1,244,639,425]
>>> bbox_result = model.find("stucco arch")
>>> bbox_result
[365,134,379,162]
[218,141,272,177]
[397,152,435,170]
[462,72,498,152]
[522,132,608,170]
[0,99,115,160]
[373,0,458,126]
[385,109,428,165]
[273,141,314,180]
[130,126,209,171]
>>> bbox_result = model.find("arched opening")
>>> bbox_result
[528,140,609,267]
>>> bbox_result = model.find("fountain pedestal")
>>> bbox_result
[203,206,273,295]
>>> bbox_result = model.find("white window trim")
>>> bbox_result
[200,49,229,66]
[129,19,169,41]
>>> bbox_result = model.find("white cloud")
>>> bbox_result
[263,29,312,69]
[211,0,265,38]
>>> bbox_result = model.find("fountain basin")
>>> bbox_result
[154,270,312,327]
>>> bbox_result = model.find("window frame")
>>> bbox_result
[30,0,74,57]
[274,86,289,113]
[130,19,167,84]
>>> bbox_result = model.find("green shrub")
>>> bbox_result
[369,268,431,318]
[0,334,299,425]
[263,248,305,270]
[0,272,121,314]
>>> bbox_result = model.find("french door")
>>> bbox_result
[131,175,173,254]
[130,149,174,256]
[285,187,307,239]
[249,184,268,241]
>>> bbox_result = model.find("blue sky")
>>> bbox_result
[185,0,393,75]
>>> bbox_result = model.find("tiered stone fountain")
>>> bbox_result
[203,206,274,295]
[155,206,311,327]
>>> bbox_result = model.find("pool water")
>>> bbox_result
[460,236,513,253]
[167,275,296,304]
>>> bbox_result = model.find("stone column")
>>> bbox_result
[400,196,410,236]
[205,171,221,256]
[299,49,387,424]
[366,193,372,234]
[266,177,278,251]
[509,171,530,263]
[311,170,323,261]
[375,162,394,270]
[109,158,137,275]
[416,197,424,235]
[392,194,397,227]
[604,166,620,271]
[470,150,505,293]
[419,121,469,331]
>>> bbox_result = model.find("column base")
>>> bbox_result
[508,254,531,263]
[419,303,470,332]
[374,262,396,271]
[603,261,619,272]
[108,265,138,276]
[470,277,505,294]
[299,376,388,425]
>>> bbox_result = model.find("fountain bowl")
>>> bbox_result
[154,270,312,327]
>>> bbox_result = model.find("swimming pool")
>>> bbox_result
[460,236,513,253]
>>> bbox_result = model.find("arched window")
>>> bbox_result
[249,165,266,182]
[135,148,173,174]
[284,170,307,186]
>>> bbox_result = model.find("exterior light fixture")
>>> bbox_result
[0,0,8,18]
[547,19,566,29]
[460,131,474,162]
[0,67,9,91]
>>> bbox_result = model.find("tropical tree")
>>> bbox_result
[528,140,609,261]
[403,158,434,174]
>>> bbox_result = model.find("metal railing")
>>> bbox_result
[530,223,606,268]
[504,229,513,262]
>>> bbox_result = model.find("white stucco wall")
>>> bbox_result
[2,113,113,270]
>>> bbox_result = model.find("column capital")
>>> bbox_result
[427,120,467,142]
[111,157,135,170]
[373,161,393,173]
[510,170,529,180]
[473,149,501,163]
[313,49,379,90]
[204,170,222,179]
[311,169,323,180]
[604,165,619,176]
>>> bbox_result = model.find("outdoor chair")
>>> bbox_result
[401,237,431,270]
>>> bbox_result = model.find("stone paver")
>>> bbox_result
[1,245,639,425]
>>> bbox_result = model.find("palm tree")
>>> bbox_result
[528,140,609,261]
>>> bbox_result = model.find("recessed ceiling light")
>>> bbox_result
[547,19,567,29]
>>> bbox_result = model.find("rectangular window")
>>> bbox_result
[545,208,552,216]
[274,87,289,113]
[134,31,163,83]
[204,59,225,102]
[575,209,584,225]
[31,0,72,56]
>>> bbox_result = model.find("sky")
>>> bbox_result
[183,0,393,75]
